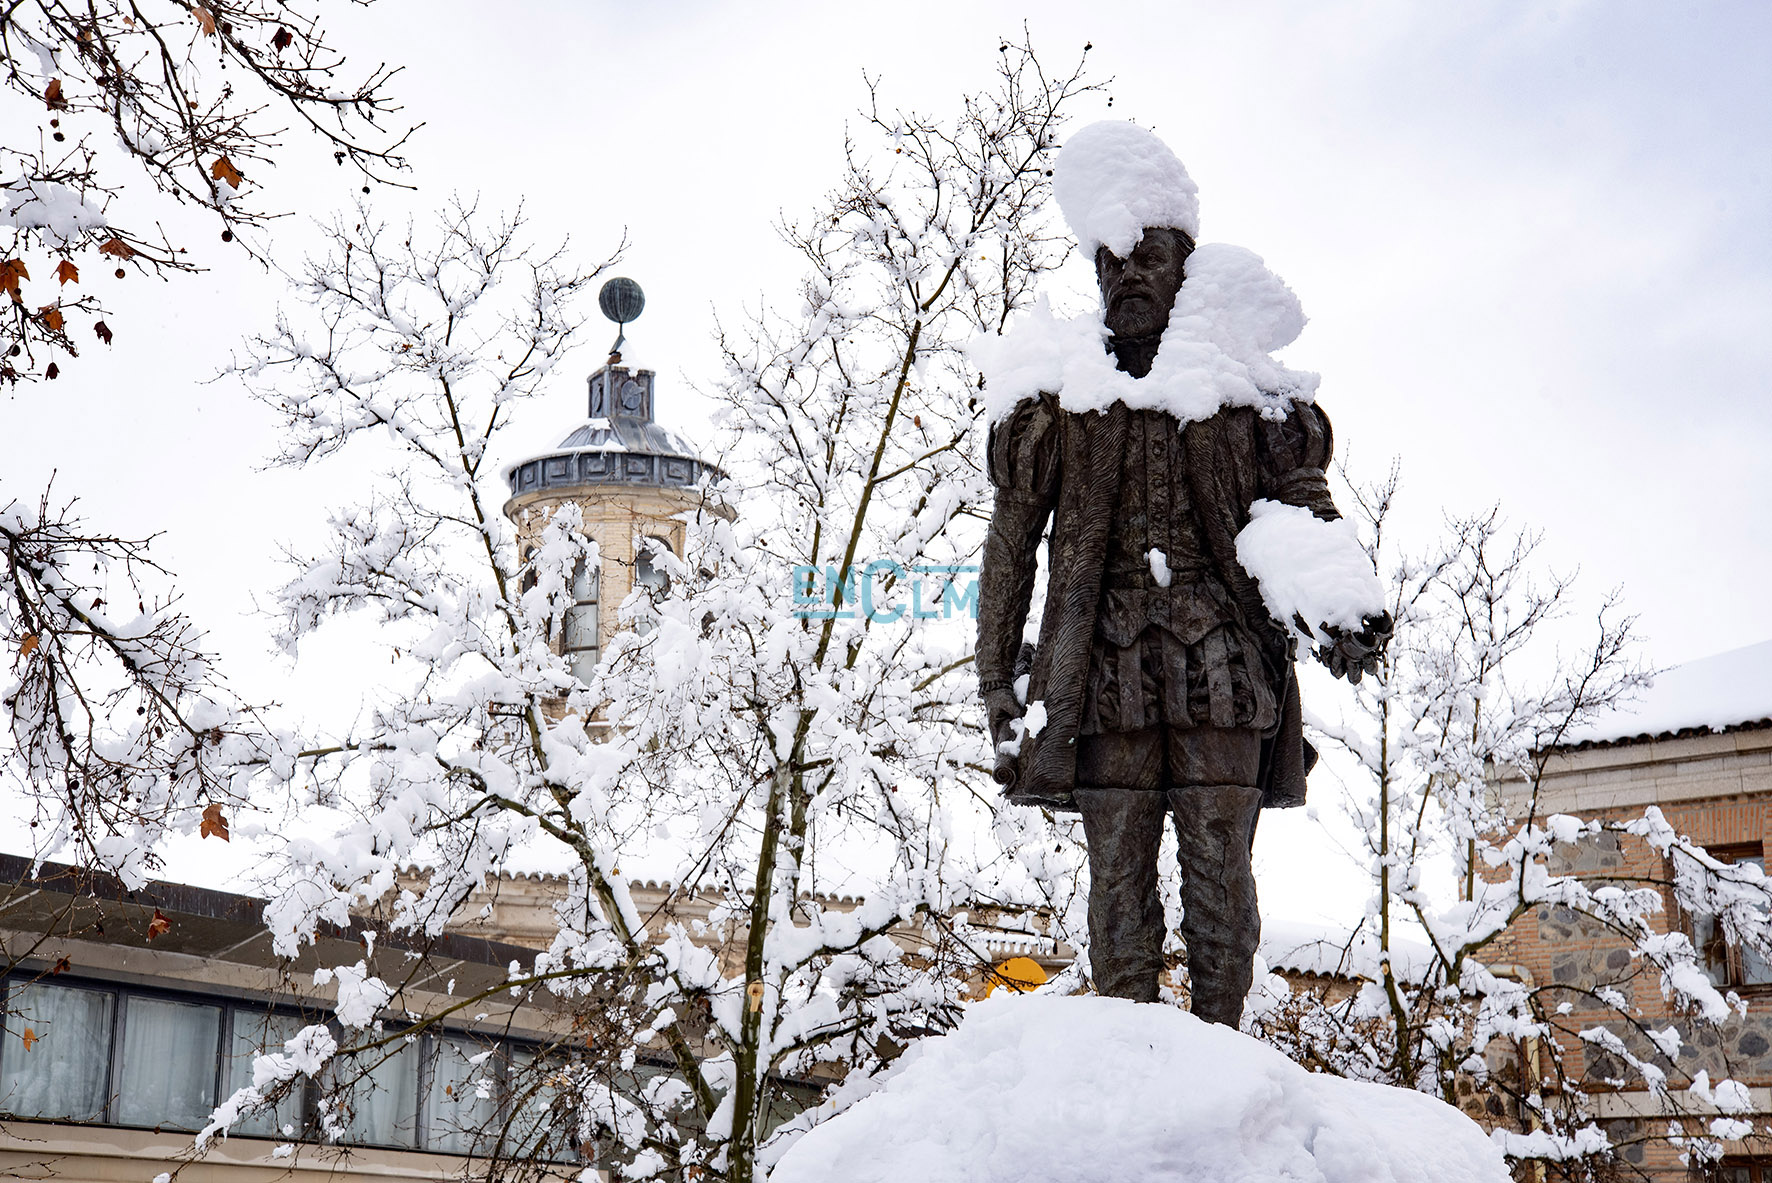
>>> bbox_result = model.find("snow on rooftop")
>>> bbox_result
[1260,916,1433,984]
[1564,639,1772,746]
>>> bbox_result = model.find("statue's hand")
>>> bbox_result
[984,687,1025,756]
[1314,610,1394,685]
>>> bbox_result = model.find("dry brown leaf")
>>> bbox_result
[98,237,135,259]
[147,908,171,940]
[44,362,58,380]
[194,5,216,35]
[55,260,78,286]
[38,305,64,333]
[44,78,67,110]
[0,258,28,298]
[199,802,230,842]
[52,956,70,975]
[20,1028,36,1052]
[210,155,243,190]
[94,320,113,345]
[19,634,38,658]
[272,25,293,51]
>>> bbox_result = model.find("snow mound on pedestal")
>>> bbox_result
[769,995,1510,1183]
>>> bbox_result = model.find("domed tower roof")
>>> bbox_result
[504,365,720,498]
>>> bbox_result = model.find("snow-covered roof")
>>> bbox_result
[1562,639,1772,748]
[1259,917,1433,984]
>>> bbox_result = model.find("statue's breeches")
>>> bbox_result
[1079,618,1278,737]
[1075,724,1259,790]
[1074,726,1262,1025]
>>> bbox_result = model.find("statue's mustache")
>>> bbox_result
[1108,288,1160,314]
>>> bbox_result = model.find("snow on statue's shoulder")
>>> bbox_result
[967,244,1318,426]
[769,994,1511,1183]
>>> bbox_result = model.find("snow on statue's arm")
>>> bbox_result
[1236,500,1389,682]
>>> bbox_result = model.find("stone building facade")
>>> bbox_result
[1487,641,1772,1181]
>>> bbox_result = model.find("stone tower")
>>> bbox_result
[502,363,719,682]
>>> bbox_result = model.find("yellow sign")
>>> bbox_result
[986,956,1048,995]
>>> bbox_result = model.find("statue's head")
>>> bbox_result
[1096,226,1195,339]
[1053,122,1201,340]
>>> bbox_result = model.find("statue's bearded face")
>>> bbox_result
[1096,228,1191,339]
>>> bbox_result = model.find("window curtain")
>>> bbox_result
[425,1037,499,1154]
[507,1049,579,1163]
[226,1008,308,1137]
[341,1038,418,1148]
[116,995,222,1130]
[0,982,114,1120]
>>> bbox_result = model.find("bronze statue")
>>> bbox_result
[976,125,1389,1025]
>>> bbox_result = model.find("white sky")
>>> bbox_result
[4,0,1770,925]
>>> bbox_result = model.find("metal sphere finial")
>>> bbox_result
[599,277,644,360]
[599,277,645,326]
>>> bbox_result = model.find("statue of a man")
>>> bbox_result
[975,123,1389,1025]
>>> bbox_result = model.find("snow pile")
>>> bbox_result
[770,994,1510,1183]
[1564,639,1772,745]
[1054,121,1200,257]
[1235,500,1384,646]
[969,244,1317,425]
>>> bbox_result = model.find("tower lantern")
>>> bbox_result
[502,279,719,683]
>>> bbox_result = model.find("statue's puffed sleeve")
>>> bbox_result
[976,396,1060,695]
[1257,400,1339,522]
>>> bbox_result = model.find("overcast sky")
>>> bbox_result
[4,0,1769,922]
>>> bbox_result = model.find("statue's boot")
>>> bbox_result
[1074,787,1169,1003]
[1167,784,1263,1027]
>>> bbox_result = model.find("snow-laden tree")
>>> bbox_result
[1,485,262,981]
[1244,466,1772,1179]
[1,0,413,383]
[192,42,1105,1183]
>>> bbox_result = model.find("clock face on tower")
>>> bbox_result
[618,378,646,414]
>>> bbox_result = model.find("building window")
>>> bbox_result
[635,536,672,596]
[0,973,596,1159]
[116,994,223,1131]
[564,559,599,680]
[425,1035,502,1155]
[1717,1161,1772,1182]
[227,1007,310,1137]
[337,1036,421,1149]
[1694,844,1772,989]
[507,1048,581,1163]
[0,981,114,1121]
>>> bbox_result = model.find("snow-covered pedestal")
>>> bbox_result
[770,995,1510,1183]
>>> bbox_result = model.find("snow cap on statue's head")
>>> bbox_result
[1054,121,1199,260]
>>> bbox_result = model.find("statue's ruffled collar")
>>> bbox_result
[969,242,1319,425]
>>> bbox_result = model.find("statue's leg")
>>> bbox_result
[1165,727,1263,1027]
[1074,729,1166,1003]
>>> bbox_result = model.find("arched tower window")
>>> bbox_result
[563,560,599,681]
[635,536,673,595]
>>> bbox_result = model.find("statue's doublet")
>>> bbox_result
[1086,407,1277,735]
[977,392,1339,808]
